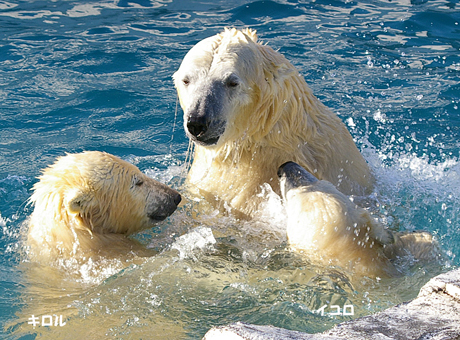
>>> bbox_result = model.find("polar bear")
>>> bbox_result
[18,152,185,338]
[27,151,181,262]
[173,28,373,217]
[278,161,438,277]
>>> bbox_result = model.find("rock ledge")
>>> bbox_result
[203,269,460,340]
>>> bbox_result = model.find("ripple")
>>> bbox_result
[0,0,459,338]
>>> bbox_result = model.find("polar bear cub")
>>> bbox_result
[27,151,181,261]
[278,161,437,277]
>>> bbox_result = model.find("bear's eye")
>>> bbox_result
[133,176,144,187]
[182,77,190,86]
[228,80,239,87]
[226,75,240,88]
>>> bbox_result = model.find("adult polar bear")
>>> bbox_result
[174,28,373,217]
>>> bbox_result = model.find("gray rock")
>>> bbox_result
[203,269,460,340]
[203,322,341,340]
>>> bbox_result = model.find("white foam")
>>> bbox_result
[0,2,17,10]
[254,183,288,236]
[393,154,458,184]
[125,153,187,185]
[371,150,460,199]
[144,164,184,185]
[171,226,216,260]
[0,213,6,228]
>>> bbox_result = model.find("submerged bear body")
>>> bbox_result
[278,161,439,277]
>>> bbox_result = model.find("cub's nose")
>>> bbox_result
[148,189,182,222]
[173,191,182,206]
[278,161,318,192]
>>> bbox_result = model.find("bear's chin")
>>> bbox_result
[148,214,168,222]
[191,136,220,147]
[185,117,226,147]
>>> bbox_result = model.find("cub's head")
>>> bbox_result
[30,151,181,235]
[278,161,393,249]
[173,28,295,148]
[278,161,362,232]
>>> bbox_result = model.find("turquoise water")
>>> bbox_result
[1,0,459,338]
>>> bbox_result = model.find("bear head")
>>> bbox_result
[173,28,297,149]
[278,161,393,252]
[30,151,181,236]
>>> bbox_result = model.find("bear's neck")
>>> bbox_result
[28,210,153,262]
[186,141,289,217]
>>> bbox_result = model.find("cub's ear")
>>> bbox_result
[65,189,91,214]
[369,220,395,246]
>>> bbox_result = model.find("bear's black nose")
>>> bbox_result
[278,162,299,178]
[187,117,208,138]
[173,192,182,206]
[278,161,318,190]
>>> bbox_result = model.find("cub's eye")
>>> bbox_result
[133,176,144,187]
[182,77,190,86]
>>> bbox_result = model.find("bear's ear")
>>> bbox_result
[368,218,395,245]
[259,46,295,82]
[374,228,395,245]
[65,189,91,214]
[276,63,295,81]
[241,28,258,43]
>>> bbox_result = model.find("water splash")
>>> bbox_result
[170,226,216,260]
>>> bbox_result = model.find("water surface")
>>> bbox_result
[1,0,459,338]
